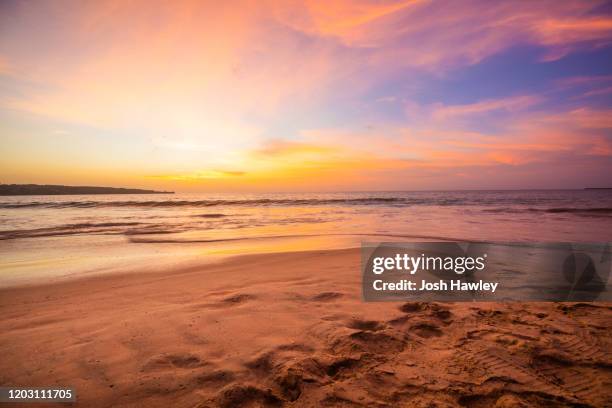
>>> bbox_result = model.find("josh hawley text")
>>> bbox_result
[369,253,498,293]
[372,279,499,293]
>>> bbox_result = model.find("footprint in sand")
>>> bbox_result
[325,357,361,377]
[222,293,256,304]
[275,343,315,353]
[331,330,405,355]
[431,308,453,322]
[311,292,343,301]
[398,302,430,313]
[195,369,235,388]
[410,322,443,338]
[193,293,256,309]
[346,318,385,332]
[244,352,274,374]
[142,353,204,371]
[215,384,282,408]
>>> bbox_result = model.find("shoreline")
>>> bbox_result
[1,248,610,407]
[0,247,358,292]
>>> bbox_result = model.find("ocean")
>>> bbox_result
[1,190,611,286]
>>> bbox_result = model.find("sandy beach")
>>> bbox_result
[1,248,610,407]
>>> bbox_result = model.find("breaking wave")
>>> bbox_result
[0,197,407,209]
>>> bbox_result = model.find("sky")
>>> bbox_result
[1,0,611,192]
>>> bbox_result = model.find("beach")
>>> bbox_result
[1,248,610,407]
[3,0,612,405]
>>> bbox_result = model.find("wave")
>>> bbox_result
[0,215,331,240]
[126,232,470,244]
[542,207,612,214]
[2,197,610,218]
[0,222,143,240]
[0,197,590,209]
[483,207,612,216]
[0,197,409,209]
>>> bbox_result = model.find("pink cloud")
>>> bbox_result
[272,0,612,71]
[430,95,543,120]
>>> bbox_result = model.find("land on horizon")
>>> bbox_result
[0,184,174,196]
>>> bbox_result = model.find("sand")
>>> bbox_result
[0,248,610,407]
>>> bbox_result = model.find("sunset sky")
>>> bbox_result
[1,0,611,192]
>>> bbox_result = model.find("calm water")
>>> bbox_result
[1,190,611,286]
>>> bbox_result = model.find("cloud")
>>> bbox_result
[2,0,610,129]
[253,140,340,157]
[552,75,612,99]
[146,138,419,190]
[0,55,10,75]
[273,0,612,70]
[582,86,612,97]
[535,108,612,129]
[534,15,612,60]
[430,95,543,120]
[414,106,612,166]
[149,170,246,181]
[555,75,612,87]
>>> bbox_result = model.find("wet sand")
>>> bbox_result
[0,248,610,407]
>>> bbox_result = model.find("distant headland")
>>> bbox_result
[0,184,174,196]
